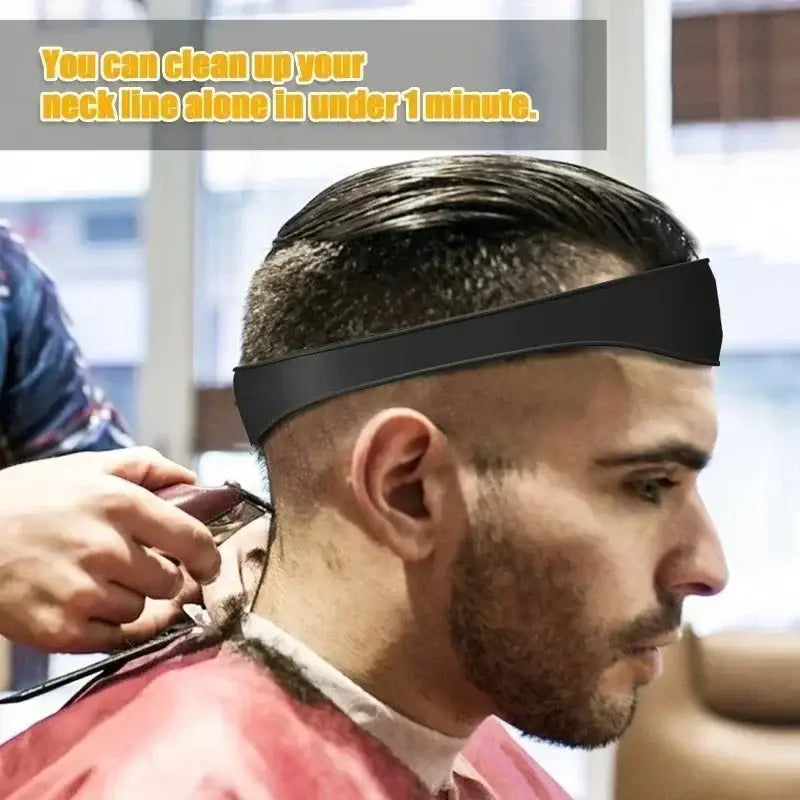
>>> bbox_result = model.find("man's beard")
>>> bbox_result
[447,488,681,749]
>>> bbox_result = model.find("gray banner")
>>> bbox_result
[4,19,607,150]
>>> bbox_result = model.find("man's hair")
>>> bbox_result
[242,154,696,367]
[240,154,698,480]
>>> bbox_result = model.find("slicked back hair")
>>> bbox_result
[241,154,698,447]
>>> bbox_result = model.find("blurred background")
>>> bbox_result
[1,1,799,798]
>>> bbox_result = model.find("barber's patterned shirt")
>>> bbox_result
[0,221,133,466]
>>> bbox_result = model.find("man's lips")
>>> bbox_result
[626,630,681,652]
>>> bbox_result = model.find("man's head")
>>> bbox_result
[239,154,728,748]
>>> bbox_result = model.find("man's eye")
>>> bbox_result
[628,477,678,505]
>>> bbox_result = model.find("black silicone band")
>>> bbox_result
[234,259,722,444]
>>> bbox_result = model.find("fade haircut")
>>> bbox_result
[239,154,698,497]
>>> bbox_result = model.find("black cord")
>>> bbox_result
[0,624,195,705]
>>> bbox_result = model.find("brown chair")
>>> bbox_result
[615,626,800,800]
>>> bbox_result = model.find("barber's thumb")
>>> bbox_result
[202,517,271,619]
[201,546,247,612]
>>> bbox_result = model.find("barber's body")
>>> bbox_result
[0,223,220,655]
[0,221,132,464]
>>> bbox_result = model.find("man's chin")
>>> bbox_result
[578,692,638,748]
[505,693,637,750]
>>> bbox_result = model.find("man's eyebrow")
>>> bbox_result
[593,441,712,471]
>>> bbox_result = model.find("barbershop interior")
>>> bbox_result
[0,1,799,799]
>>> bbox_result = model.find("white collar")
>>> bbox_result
[236,612,469,793]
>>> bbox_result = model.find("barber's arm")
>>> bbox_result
[0,222,132,466]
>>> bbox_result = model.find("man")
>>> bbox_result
[0,223,220,658]
[0,155,728,799]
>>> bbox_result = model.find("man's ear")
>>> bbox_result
[348,408,451,562]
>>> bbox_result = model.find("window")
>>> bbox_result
[686,353,800,634]
[91,365,140,435]
[654,117,800,633]
[0,205,49,243]
[83,210,139,245]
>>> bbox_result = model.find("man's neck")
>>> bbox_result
[253,573,486,740]
[237,613,471,793]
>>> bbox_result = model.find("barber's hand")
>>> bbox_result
[122,515,269,643]
[0,447,220,654]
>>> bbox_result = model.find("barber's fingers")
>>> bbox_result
[26,588,142,655]
[73,446,198,491]
[89,582,147,625]
[47,576,198,653]
[99,536,185,600]
[99,478,221,586]
[201,535,247,615]
[117,574,202,646]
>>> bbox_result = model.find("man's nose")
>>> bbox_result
[657,492,729,599]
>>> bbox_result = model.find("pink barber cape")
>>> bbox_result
[0,639,573,800]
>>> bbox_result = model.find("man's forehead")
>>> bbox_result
[484,349,718,450]
[554,350,717,450]
[602,350,716,416]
